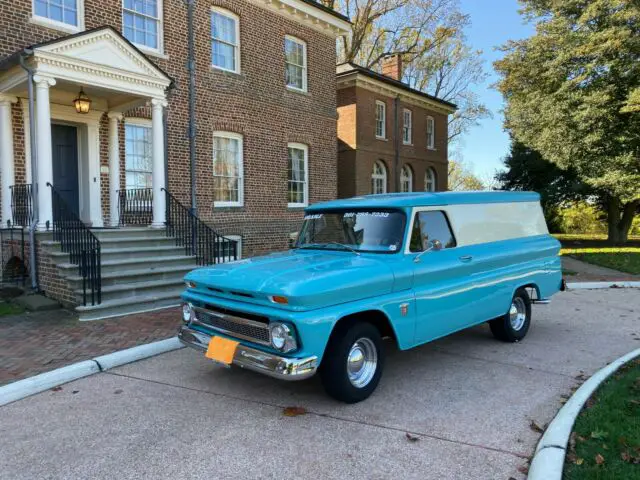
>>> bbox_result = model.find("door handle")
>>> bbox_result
[459,255,473,262]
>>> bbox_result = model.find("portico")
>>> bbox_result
[0,26,172,229]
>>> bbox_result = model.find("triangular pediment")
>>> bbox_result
[34,27,170,82]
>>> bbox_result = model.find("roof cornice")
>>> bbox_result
[337,70,456,115]
[246,0,351,36]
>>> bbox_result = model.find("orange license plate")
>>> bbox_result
[205,336,239,365]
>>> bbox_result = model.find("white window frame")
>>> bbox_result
[426,115,435,150]
[402,109,412,145]
[400,165,413,192]
[284,35,307,92]
[287,143,309,208]
[124,119,153,198]
[31,0,84,33]
[122,0,164,55]
[219,235,242,261]
[375,100,386,139]
[425,167,436,192]
[212,131,244,208]
[372,160,387,194]
[211,7,240,74]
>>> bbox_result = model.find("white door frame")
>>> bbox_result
[21,99,104,227]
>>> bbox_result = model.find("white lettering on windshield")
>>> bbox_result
[304,214,323,220]
[343,212,390,218]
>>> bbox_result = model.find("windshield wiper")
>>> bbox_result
[297,242,360,255]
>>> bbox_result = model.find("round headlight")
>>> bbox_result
[270,324,287,350]
[182,303,192,323]
[269,322,297,352]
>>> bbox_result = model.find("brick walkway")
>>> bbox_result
[0,307,180,387]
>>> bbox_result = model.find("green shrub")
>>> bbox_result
[547,202,608,234]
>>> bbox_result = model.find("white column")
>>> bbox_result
[108,112,123,227]
[151,98,167,228]
[0,94,17,227]
[33,75,56,231]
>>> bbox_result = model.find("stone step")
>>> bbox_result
[96,236,177,249]
[90,227,168,240]
[56,255,197,275]
[76,291,183,321]
[74,278,185,304]
[65,265,195,288]
[96,245,188,262]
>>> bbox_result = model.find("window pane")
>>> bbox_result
[410,211,456,251]
[50,4,63,21]
[213,136,241,203]
[35,0,48,17]
[213,41,235,70]
[125,125,153,189]
[212,13,236,44]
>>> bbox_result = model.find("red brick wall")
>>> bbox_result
[336,83,449,198]
[1,0,339,256]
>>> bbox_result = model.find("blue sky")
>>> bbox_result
[456,0,534,179]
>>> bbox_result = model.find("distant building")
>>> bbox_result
[336,57,456,197]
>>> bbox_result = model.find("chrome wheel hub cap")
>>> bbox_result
[509,297,527,331]
[347,338,378,388]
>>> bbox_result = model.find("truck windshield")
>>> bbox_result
[295,209,406,253]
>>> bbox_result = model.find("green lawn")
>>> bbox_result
[0,301,24,316]
[564,360,640,479]
[554,234,640,275]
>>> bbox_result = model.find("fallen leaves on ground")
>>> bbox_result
[529,420,544,433]
[595,453,605,465]
[590,430,608,440]
[114,389,123,394]
[51,386,63,392]
[517,465,528,474]
[405,432,420,442]
[282,406,307,417]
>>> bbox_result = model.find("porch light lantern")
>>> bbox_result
[73,88,91,114]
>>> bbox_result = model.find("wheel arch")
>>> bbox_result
[326,309,399,351]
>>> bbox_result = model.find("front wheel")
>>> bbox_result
[489,288,532,342]
[320,322,385,403]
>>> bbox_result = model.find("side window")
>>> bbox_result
[409,211,456,252]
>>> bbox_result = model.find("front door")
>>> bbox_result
[52,124,79,214]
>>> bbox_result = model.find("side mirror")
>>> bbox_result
[414,238,443,263]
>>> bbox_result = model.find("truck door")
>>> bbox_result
[410,210,478,344]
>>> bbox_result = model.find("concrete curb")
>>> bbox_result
[0,337,184,407]
[528,347,640,480]
[566,281,640,289]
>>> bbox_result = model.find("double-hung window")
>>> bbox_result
[287,143,308,207]
[403,109,412,144]
[372,161,387,194]
[34,0,81,30]
[123,0,162,51]
[125,123,153,190]
[426,115,435,149]
[400,165,413,193]
[375,101,386,139]
[211,8,240,73]
[285,36,307,92]
[213,132,243,207]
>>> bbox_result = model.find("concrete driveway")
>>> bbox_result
[1,289,639,480]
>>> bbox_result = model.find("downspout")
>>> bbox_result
[19,50,39,291]
[185,0,197,214]
[393,95,400,192]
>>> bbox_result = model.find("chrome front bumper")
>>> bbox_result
[178,325,318,381]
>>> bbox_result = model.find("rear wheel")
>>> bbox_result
[320,322,384,403]
[489,288,532,342]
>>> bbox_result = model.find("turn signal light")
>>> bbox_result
[271,295,289,305]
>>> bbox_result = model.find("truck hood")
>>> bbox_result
[185,250,395,310]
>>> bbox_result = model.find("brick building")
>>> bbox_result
[336,59,456,197]
[0,0,349,318]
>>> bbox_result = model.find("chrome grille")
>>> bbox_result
[192,306,270,346]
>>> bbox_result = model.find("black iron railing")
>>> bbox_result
[0,227,27,286]
[10,184,34,227]
[163,188,238,265]
[48,182,101,305]
[118,188,153,226]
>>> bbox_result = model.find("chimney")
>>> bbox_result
[382,55,402,81]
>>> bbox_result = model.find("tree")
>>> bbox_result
[448,159,485,190]
[494,0,640,242]
[404,32,491,144]
[496,140,592,230]
[327,0,464,69]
